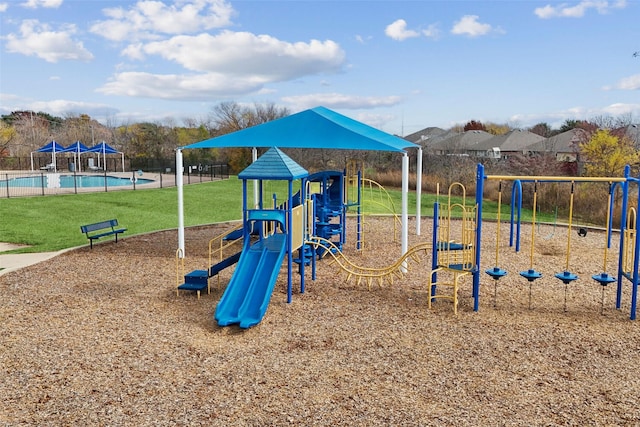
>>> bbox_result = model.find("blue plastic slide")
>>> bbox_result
[215,233,287,328]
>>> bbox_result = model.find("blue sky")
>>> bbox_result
[0,0,638,136]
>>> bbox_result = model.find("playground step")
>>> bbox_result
[178,269,209,298]
[182,269,208,286]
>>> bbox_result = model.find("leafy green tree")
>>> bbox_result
[580,129,639,177]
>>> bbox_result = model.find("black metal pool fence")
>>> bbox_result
[0,164,229,198]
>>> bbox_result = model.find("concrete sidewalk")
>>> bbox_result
[0,243,66,276]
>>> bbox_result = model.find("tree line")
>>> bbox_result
[1,102,637,179]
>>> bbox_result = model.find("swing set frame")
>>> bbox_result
[474,163,640,320]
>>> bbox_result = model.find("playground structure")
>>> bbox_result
[177,148,640,324]
[176,148,404,328]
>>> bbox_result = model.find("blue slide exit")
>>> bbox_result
[215,233,287,328]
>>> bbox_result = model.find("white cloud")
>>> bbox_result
[385,19,420,41]
[422,24,441,39]
[0,94,119,118]
[601,102,640,116]
[4,19,94,63]
[355,112,398,130]
[355,34,372,44]
[509,102,640,128]
[604,74,640,91]
[534,0,627,19]
[133,31,345,81]
[90,0,234,42]
[21,0,62,9]
[281,93,402,111]
[29,99,118,117]
[451,15,499,37]
[97,71,268,100]
[0,3,8,12]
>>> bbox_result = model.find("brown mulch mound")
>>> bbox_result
[2,217,640,426]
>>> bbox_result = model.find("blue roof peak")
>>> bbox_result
[238,147,308,181]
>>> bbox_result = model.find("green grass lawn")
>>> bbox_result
[0,178,244,253]
[0,177,554,254]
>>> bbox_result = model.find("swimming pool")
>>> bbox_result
[3,174,154,188]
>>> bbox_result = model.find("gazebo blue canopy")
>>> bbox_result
[62,141,90,172]
[37,140,66,153]
[87,141,125,172]
[62,141,90,153]
[30,140,66,171]
[183,106,416,152]
[88,141,119,154]
[176,106,424,258]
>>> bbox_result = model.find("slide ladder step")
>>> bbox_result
[179,269,208,291]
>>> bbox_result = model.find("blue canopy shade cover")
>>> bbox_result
[87,142,126,172]
[87,141,119,154]
[176,106,424,260]
[36,140,66,153]
[30,140,66,171]
[62,141,90,153]
[61,141,90,172]
[183,106,418,153]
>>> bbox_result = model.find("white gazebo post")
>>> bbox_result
[252,147,259,208]
[176,148,185,258]
[401,151,409,272]
[416,147,422,236]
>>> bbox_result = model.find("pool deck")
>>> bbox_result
[0,170,177,197]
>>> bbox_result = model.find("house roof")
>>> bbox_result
[428,130,493,152]
[475,129,546,152]
[403,126,447,144]
[183,106,419,153]
[238,147,308,181]
[527,129,584,153]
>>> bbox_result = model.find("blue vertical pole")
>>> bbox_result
[431,202,439,302]
[242,179,251,247]
[356,170,362,250]
[300,177,306,294]
[510,180,522,252]
[287,180,293,304]
[473,163,484,311]
[616,166,629,310]
[631,176,640,320]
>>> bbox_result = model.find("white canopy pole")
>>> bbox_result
[416,147,422,235]
[401,152,409,272]
[52,145,57,172]
[252,147,258,208]
[30,152,34,171]
[176,148,185,258]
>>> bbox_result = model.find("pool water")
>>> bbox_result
[3,174,154,188]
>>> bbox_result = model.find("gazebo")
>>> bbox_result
[61,141,90,172]
[87,141,125,172]
[30,140,65,172]
[176,106,424,260]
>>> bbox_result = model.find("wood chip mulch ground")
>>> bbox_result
[2,217,640,426]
